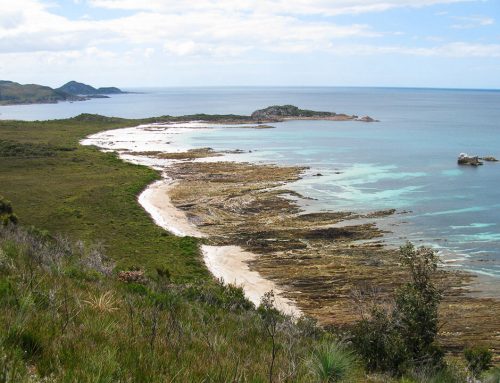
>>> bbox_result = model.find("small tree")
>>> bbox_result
[394,243,443,366]
[351,242,443,375]
[258,291,281,383]
[0,196,18,226]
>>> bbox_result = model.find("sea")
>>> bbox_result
[1,87,499,279]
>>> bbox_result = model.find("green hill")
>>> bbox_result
[0,80,81,106]
[58,80,125,95]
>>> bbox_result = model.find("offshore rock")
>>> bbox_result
[458,153,483,166]
[356,116,379,122]
[482,156,498,162]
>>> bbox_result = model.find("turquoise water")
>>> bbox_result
[2,87,500,278]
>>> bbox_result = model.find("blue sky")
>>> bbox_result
[0,0,499,88]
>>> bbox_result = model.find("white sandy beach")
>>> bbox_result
[82,123,301,316]
[138,179,204,238]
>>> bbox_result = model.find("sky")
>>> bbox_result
[0,0,499,88]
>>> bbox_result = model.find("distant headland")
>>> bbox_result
[57,81,126,96]
[251,104,378,122]
[0,80,126,106]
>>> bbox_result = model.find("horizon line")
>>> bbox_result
[119,85,500,92]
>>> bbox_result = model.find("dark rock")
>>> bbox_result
[458,153,483,166]
[356,116,379,122]
[481,156,498,162]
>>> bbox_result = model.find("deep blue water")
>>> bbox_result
[1,87,499,278]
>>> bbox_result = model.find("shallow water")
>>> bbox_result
[2,87,500,279]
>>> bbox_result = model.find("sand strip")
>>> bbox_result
[139,179,204,238]
[132,160,301,316]
[202,245,300,316]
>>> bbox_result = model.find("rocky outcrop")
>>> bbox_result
[251,105,334,120]
[481,156,498,162]
[250,104,377,122]
[458,153,483,166]
[356,116,379,122]
[458,153,499,166]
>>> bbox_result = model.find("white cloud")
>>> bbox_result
[451,15,494,29]
[434,42,500,57]
[0,0,381,56]
[326,42,500,57]
[87,0,476,16]
[0,0,498,88]
[0,0,120,53]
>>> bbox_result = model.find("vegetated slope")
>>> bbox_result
[0,222,360,382]
[58,80,125,95]
[0,80,81,105]
[0,115,203,278]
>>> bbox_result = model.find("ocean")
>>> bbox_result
[2,87,499,278]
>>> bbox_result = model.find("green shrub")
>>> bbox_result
[351,242,443,376]
[0,197,17,226]
[351,306,409,374]
[464,346,493,377]
[184,280,254,311]
[5,328,44,361]
[404,362,468,383]
[122,282,149,295]
[309,342,359,382]
[64,265,102,281]
[483,367,500,383]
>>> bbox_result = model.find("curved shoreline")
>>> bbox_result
[82,125,301,316]
[138,178,301,316]
[82,123,499,306]
[81,121,500,357]
[138,179,204,238]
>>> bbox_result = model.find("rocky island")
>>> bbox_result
[251,104,378,122]
[458,153,498,166]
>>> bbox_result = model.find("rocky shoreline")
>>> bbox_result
[83,121,500,360]
[164,157,500,358]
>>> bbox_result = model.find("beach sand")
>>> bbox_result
[137,172,301,316]
[139,179,203,238]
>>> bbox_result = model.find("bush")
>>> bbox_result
[464,346,493,378]
[351,242,443,376]
[0,196,17,226]
[309,342,359,382]
[5,328,44,361]
[405,362,468,383]
[483,367,500,383]
[184,279,254,311]
[351,306,409,374]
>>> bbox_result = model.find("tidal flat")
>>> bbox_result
[165,156,500,358]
